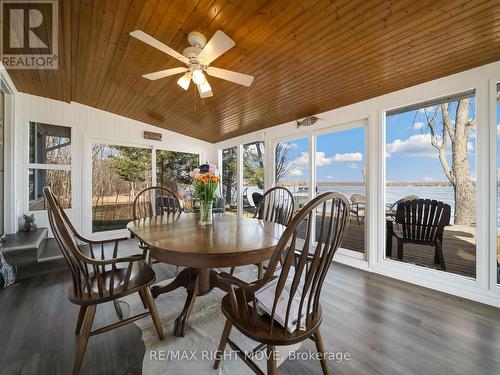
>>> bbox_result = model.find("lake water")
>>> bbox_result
[247,185,493,227]
[318,185,473,226]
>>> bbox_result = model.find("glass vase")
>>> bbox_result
[199,201,213,226]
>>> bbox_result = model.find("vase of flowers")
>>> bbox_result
[190,165,220,226]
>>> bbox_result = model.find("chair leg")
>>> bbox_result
[386,222,393,258]
[140,288,165,340]
[75,306,87,335]
[214,319,233,369]
[229,266,236,275]
[314,329,329,375]
[436,239,446,271]
[257,262,264,279]
[267,345,277,375]
[73,304,96,375]
[138,290,148,309]
[397,239,404,260]
[113,300,124,321]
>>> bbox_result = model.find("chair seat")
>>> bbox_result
[221,293,322,346]
[69,260,156,305]
[392,229,436,245]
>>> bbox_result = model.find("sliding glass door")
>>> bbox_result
[156,149,199,211]
[315,126,366,254]
[91,144,151,232]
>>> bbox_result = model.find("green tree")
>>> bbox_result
[156,150,199,192]
[110,146,151,197]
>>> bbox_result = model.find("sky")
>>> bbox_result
[278,96,479,184]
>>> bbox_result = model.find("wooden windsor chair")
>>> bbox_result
[43,187,164,375]
[132,186,182,262]
[213,191,350,374]
[230,186,295,278]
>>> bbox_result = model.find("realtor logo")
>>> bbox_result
[0,0,58,69]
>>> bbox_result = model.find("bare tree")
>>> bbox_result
[275,143,295,183]
[423,99,476,225]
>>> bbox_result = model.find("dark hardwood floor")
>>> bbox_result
[1,239,500,374]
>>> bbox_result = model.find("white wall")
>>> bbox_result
[11,93,212,238]
[214,60,500,307]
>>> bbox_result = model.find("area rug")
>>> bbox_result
[121,268,300,374]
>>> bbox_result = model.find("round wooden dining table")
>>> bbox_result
[127,213,285,337]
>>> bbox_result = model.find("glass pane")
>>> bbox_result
[496,82,500,285]
[29,122,71,165]
[29,169,71,210]
[316,127,365,253]
[156,150,199,211]
[386,94,476,278]
[275,137,309,239]
[275,137,309,210]
[222,147,237,214]
[92,145,151,232]
[243,141,265,217]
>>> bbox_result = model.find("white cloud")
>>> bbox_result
[424,176,433,181]
[497,124,500,136]
[386,134,437,158]
[413,121,424,130]
[295,151,362,168]
[349,163,358,169]
[325,175,334,179]
[332,152,363,162]
[289,168,303,176]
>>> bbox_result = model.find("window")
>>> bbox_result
[275,137,309,239]
[315,127,366,253]
[222,147,237,214]
[243,141,265,216]
[91,144,151,232]
[385,92,476,278]
[28,122,71,210]
[275,137,309,211]
[156,149,199,211]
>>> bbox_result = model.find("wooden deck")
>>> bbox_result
[297,215,477,278]
[343,219,476,278]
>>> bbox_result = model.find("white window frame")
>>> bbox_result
[489,78,500,293]
[26,121,72,212]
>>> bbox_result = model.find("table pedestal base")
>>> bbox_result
[151,268,214,337]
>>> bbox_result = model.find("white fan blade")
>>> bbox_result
[197,80,213,98]
[206,66,254,87]
[143,67,188,80]
[197,30,235,65]
[130,30,189,64]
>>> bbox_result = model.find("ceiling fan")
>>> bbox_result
[130,29,254,98]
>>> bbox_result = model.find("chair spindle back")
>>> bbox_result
[254,186,295,226]
[233,192,350,335]
[133,186,181,220]
[44,187,137,300]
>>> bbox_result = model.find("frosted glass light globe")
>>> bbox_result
[192,69,205,85]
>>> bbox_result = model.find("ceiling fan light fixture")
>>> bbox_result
[192,68,205,85]
[199,77,212,94]
[177,73,191,90]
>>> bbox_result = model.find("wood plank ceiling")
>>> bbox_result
[7,0,500,143]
